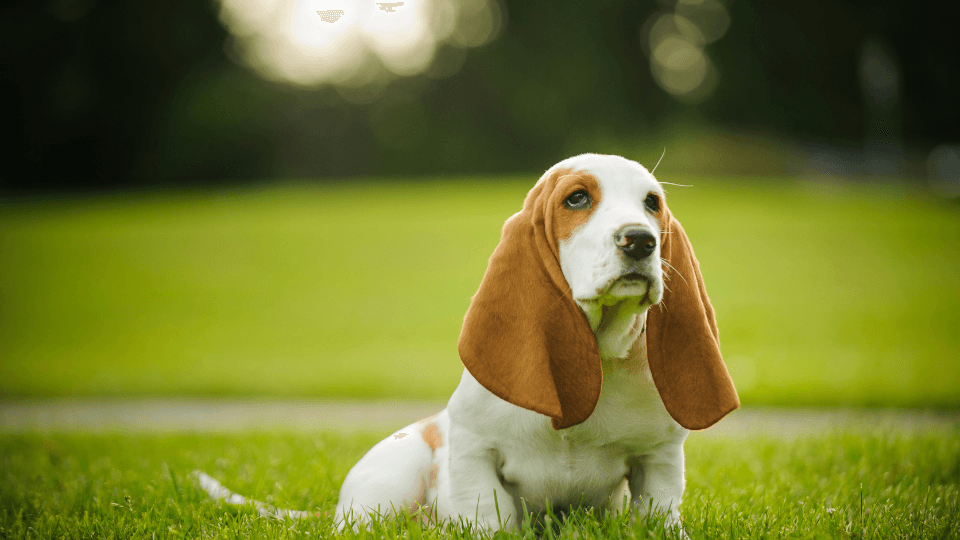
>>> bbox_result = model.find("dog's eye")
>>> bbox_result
[564,190,591,210]
[644,193,660,212]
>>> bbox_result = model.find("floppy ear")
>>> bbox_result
[458,172,603,430]
[646,206,739,430]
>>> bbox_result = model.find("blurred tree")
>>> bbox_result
[2,0,958,192]
[708,0,959,146]
[2,1,235,190]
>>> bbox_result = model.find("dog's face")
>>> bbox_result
[551,155,666,348]
[460,153,738,430]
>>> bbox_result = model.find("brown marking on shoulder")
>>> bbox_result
[548,167,603,241]
[421,422,443,452]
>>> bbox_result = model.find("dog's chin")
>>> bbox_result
[593,274,654,309]
[577,275,656,358]
[573,273,661,337]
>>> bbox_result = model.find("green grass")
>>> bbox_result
[2,176,959,406]
[1,426,957,538]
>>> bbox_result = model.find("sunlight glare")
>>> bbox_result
[217,0,502,91]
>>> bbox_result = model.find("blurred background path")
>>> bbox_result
[2,399,956,437]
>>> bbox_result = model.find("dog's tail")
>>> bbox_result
[192,470,316,519]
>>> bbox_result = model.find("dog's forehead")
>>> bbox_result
[552,154,660,198]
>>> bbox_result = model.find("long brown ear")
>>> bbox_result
[646,206,739,430]
[458,170,602,430]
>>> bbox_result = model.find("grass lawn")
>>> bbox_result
[1,425,957,539]
[1,175,960,407]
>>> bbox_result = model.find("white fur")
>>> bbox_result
[335,154,687,532]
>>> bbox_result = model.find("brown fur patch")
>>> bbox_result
[428,464,438,489]
[548,168,602,241]
[421,422,443,452]
[646,205,740,430]
[458,164,606,430]
[653,193,669,234]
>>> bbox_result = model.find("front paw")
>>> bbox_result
[630,500,683,534]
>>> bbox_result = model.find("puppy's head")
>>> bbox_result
[550,155,666,357]
[458,154,738,430]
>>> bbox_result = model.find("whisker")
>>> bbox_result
[651,148,666,175]
[660,264,672,282]
[659,182,693,187]
[660,259,688,286]
[659,258,671,282]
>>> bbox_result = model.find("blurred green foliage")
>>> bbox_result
[1,176,958,406]
[4,1,958,190]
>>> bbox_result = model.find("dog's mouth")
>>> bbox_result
[583,270,653,305]
[606,270,651,292]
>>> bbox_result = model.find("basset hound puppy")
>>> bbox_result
[335,153,739,531]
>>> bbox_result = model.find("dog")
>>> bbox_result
[333,153,739,531]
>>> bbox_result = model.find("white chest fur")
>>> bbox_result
[447,352,687,513]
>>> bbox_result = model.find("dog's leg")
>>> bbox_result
[607,477,632,515]
[334,420,436,529]
[628,444,685,528]
[445,422,518,532]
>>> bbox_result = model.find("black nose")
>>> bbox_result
[614,227,656,260]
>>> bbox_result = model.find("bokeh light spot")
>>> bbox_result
[217,0,502,95]
[642,0,729,103]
